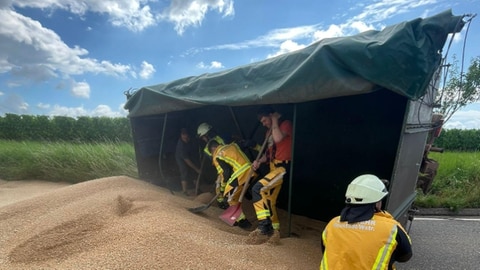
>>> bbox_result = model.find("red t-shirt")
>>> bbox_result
[267,119,292,161]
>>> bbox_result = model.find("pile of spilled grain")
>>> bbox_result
[0,176,324,270]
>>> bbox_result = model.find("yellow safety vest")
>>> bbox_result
[320,211,407,270]
[212,143,251,194]
[203,135,225,156]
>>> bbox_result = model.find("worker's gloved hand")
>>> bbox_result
[217,197,229,209]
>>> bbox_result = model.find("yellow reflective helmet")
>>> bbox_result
[345,174,388,204]
[197,122,212,137]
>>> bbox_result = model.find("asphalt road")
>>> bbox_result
[397,216,480,270]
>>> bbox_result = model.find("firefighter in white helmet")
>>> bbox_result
[197,122,212,138]
[320,174,412,270]
[197,122,229,209]
[197,122,226,157]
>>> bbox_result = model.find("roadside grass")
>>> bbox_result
[1,140,479,210]
[0,140,138,183]
[415,151,480,210]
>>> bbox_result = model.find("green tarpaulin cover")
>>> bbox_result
[124,10,464,117]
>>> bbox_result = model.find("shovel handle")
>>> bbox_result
[238,129,271,203]
[195,155,207,195]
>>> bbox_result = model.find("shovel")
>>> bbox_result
[194,155,207,195]
[219,132,270,226]
[187,193,221,213]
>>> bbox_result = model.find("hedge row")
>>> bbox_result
[433,129,480,151]
[1,114,478,151]
[0,114,132,143]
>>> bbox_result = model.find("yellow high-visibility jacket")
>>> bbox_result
[212,143,251,195]
[320,211,411,270]
[203,135,225,156]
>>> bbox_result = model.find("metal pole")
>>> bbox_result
[229,106,245,139]
[287,104,297,237]
[158,113,174,194]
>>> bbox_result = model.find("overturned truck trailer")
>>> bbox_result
[124,10,465,226]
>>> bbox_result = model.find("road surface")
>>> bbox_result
[399,216,480,270]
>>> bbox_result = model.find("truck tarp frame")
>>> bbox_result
[124,10,464,117]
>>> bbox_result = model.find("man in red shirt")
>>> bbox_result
[247,105,293,245]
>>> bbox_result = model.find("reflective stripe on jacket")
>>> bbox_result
[320,211,404,270]
[203,135,225,156]
[212,143,251,194]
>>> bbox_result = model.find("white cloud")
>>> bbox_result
[94,2,156,32]
[139,61,155,79]
[10,0,157,32]
[351,0,439,23]
[209,61,223,69]
[200,21,374,57]
[0,93,68,117]
[49,104,89,117]
[196,61,224,69]
[203,25,319,52]
[37,102,50,109]
[267,40,305,58]
[9,0,237,34]
[158,0,234,35]
[118,103,129,117]
[0,93,29,114]
[348,20,375,33]
[71,81,90,98]
[196,0,442,58]
[312,24,344,41]
[444,109,480,130]
[1,0,236,91]
[91,104,125,117]
[47,104,123,118]
[0,58,11,73]
[0,9,131,86]
[262,25,318,42]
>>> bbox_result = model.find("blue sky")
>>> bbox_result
[0,0,479,129]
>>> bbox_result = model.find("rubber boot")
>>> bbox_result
[235,219,252,230]
[258,219,274,236]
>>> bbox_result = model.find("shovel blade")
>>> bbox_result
[187,193,220,213]
[187,205,209,213]
[219,204,242,226]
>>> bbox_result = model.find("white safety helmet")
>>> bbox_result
[197,122,212,137]
[345,174,389,204]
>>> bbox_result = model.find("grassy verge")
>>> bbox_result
[415,151,480,210]
[0,140,138,183]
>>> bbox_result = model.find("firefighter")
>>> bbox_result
[197,122,230,208]
[197,122,226,157]
[320,174,413,270]
[208,139,253,229]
